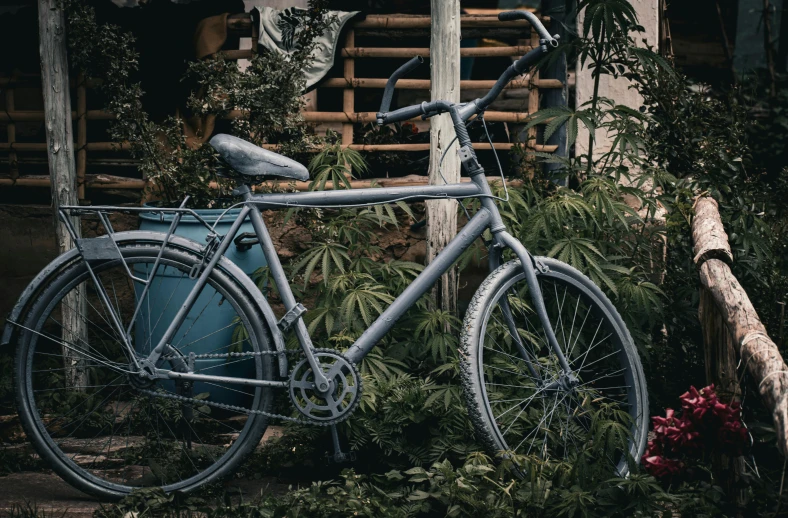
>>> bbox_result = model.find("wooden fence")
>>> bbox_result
[692,195,788,492]
[0,12,561,200]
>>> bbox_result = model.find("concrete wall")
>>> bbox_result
[575,0,659,159]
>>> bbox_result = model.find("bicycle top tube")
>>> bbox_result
[245,181,484,210]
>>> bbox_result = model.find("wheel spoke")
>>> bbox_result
[471,263,645,477]
[19,246,273,496]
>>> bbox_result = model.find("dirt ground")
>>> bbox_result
[0,426,292,517]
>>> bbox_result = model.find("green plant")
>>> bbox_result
[64,1,332,207]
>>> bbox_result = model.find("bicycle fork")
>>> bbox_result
[489,232,574,384]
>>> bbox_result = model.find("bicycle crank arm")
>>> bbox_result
[161,369,289,388]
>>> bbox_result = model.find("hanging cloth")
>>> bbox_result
[253,6,362,90]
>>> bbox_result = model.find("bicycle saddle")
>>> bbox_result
[209,134,310,182]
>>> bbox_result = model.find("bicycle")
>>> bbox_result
[3,11,648,500]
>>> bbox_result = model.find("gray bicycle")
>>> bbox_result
[3,11,647,500]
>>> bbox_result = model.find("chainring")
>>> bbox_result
[288,348,362,424]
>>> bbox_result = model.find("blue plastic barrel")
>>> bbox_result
[135,206,267,406]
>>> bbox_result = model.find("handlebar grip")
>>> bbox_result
[378,56,424,116]
[498,10,524,21]
[379,104,425,125]
[497,10,558,47]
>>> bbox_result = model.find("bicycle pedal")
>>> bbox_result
[325,450,357,464]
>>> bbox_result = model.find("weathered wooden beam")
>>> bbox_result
[340,46,535,58]
[692,196,788,455]
[427,0,461,315]
[38,0,87,391]
[225,13,549,34]
[319,77,562,90]
[0,173,521,192]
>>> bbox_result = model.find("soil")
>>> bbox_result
[0,426,292,517]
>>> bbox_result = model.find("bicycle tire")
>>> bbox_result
[460,258,648,477]
[14,240,274,500]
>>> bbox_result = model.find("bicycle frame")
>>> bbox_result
[96,170,570,392]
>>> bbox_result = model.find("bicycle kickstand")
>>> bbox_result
[327,424,356,464]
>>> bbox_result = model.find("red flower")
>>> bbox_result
[643,454,684,478]
[644,384,749,479]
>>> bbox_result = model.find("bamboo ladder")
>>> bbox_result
[0,12,562,197]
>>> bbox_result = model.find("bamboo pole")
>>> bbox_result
[69,141,556,153]
[0,173,520,192]
[340,46,535,58]
[226,46,538,60]
[0,107,554,123]
[38,0,88,391]
[225,13,549,32]
[692,196,788,455]
[319,77,562,90]
[527,24,541,146]
[5,82,17,181]
[342,29,355,147]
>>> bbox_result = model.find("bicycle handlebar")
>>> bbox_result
[498,10,557,47]
[376,56,424,124]
[376,11,559,130]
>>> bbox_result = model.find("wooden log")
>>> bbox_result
[0,173,518,192]
[225,13,548,33]
[225,46,536,61]
[692,195,788,455]
[2,140,555,156]
[693,197,734,265]
[354,14,549,29]
[5,84,18,180]
[0,108,551,125]
[357,28,530,40]
[342,30,355,147]
[427,0,461,315]
[319,77,562,90]
[341,46,534,58]
[38,0,88,391]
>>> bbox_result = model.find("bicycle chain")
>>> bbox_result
[142,348,355,427]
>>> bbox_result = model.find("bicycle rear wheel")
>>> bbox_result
[460,258,648,477]
[14,241,274,500]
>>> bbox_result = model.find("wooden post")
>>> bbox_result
[5,79,18,181]
[692,196,788,457]
[342,29,355,147]
[76,72,86,201]
[427,0,461,314]
[38,0,88,390]
[540,0,568,182]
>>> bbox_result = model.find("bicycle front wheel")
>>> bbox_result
[14,240,274,500]
[460,258,648,477]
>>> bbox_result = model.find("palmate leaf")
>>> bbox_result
[292,241,350,289]
[524,106,597,147]
[358,350,403,382]
[628,46,675,78]
[307,142,369,191]
[581,176,642,227]
[547,237,621,294]
[340,283,395,327]
[578,0,638,41]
